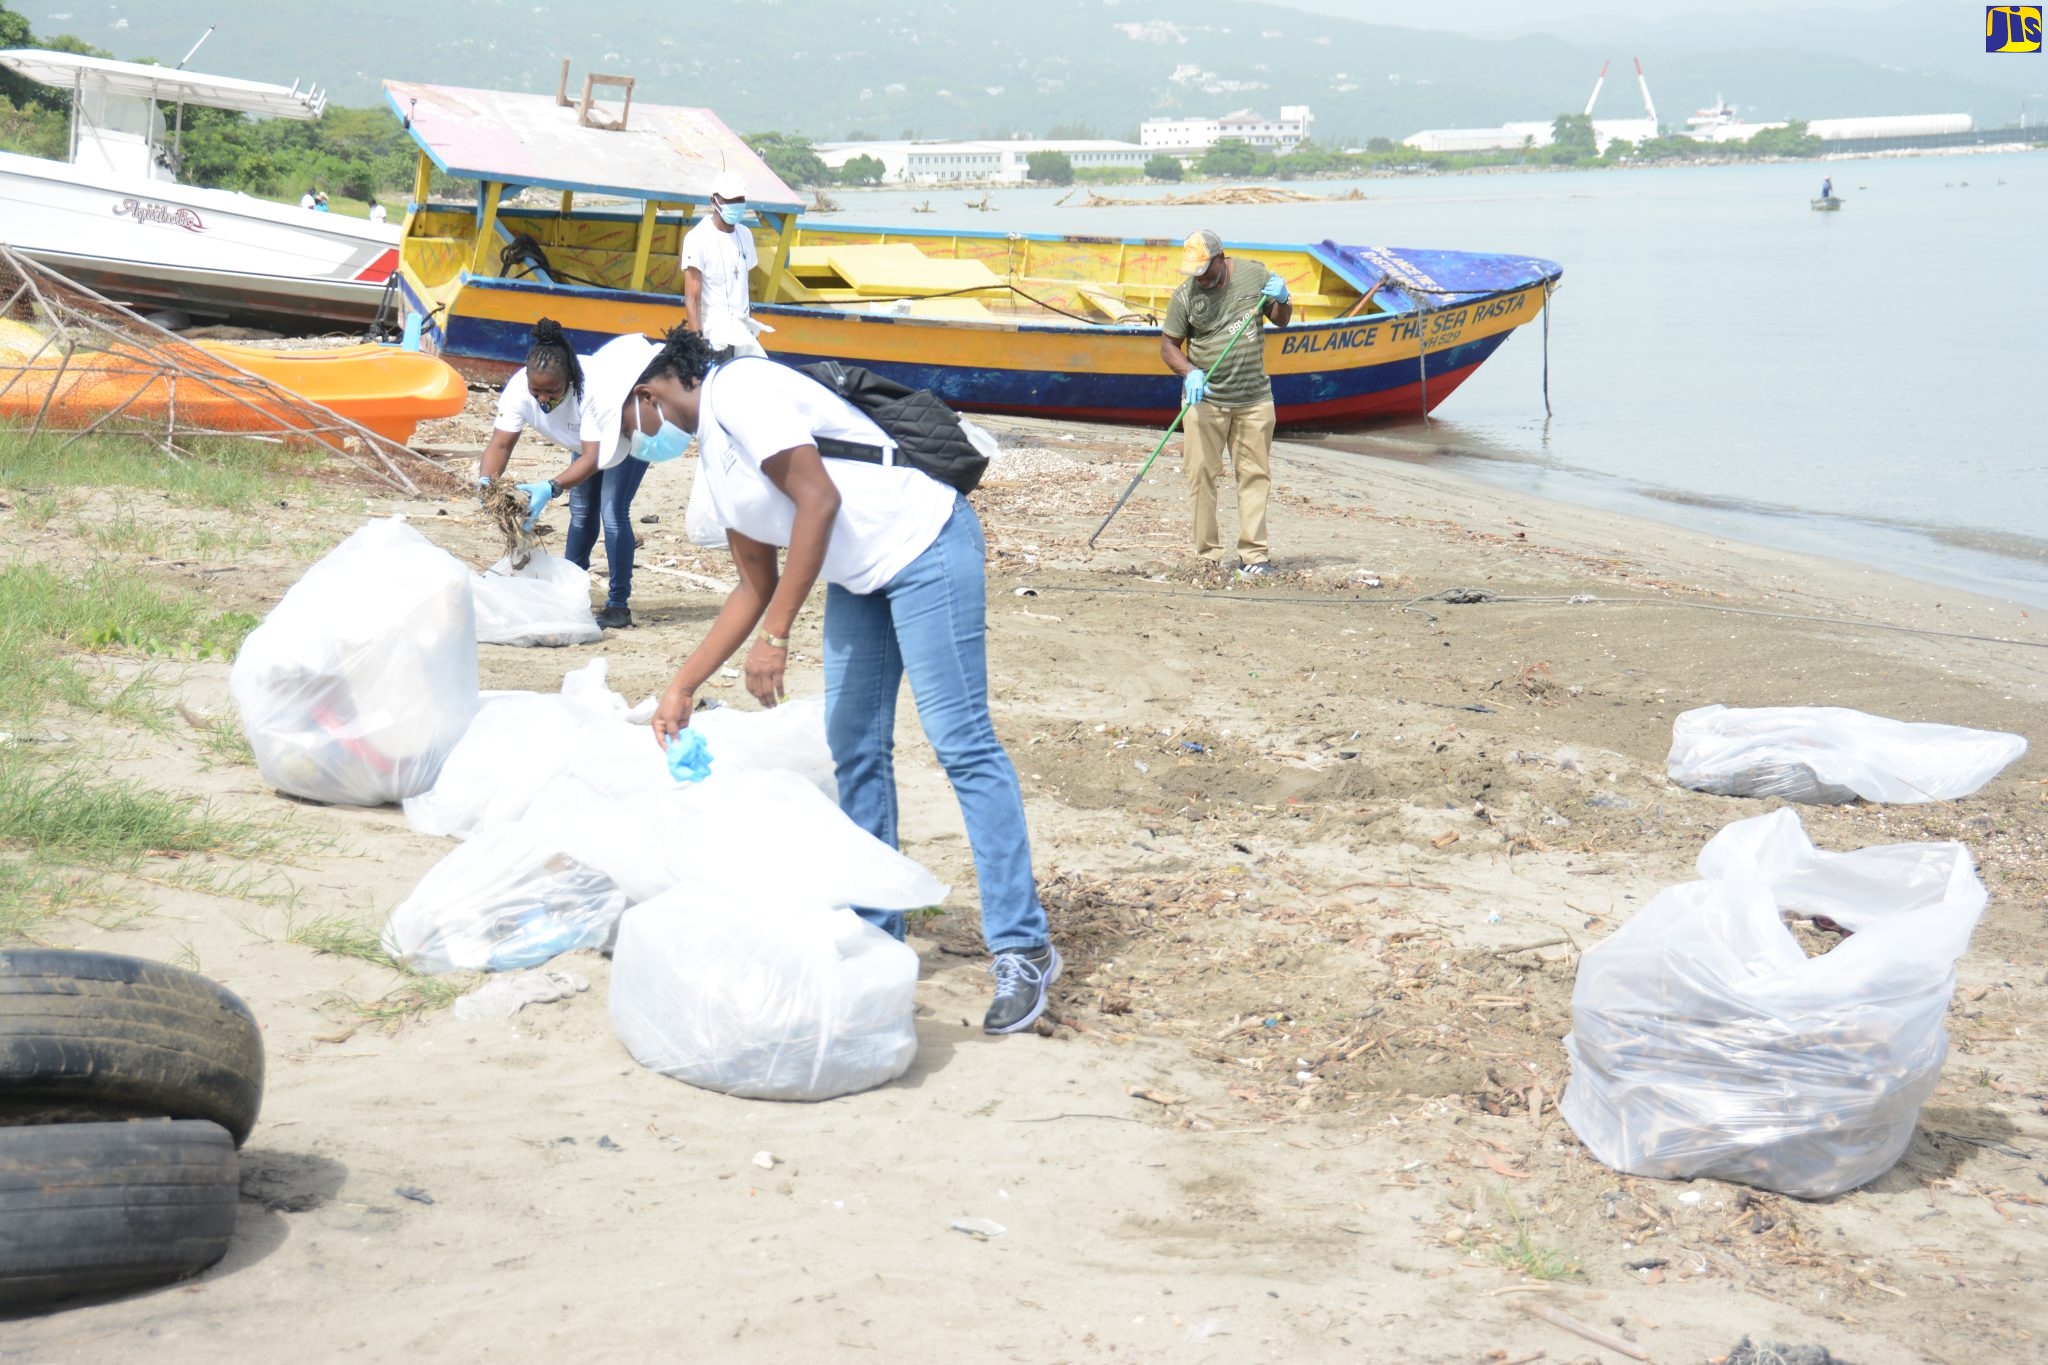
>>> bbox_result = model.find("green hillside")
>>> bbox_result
[45,0,2026,143]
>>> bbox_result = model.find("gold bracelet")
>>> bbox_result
[759,631,790,650]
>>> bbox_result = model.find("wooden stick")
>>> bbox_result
[1513,1301,1652,1361]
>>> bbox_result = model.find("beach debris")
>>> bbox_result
[949,1217,1007,1239]
[1187,1318,1230,1343]
[483,476,546,570]
[1127,1086,1183,1107]
[395,1186,436,1206]
[1720,1338,1857,1365]
[752,1151,777,1170]
[453,969,590,1021]
[597,1136,622,1151]
[1513,1301,1649,1361]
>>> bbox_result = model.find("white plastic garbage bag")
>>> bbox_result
[536,767,946,907]
[1561,808,1986,1198]
[230,517,478,805]
[691,699,838,801]
[473,551,601,647]
[609,891,920,1101]
[683,465,726,547]
[382,826,632,973]
[1667,704,2027,804]
[402,661,839,837]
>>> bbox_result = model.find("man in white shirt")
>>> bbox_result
[368,202,388,225]
[681,171,767,359]
[298,188,317,210]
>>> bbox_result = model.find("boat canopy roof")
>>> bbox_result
[384,81,805,214]
[0,49,326,118]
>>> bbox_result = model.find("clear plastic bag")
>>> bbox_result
[1667,704,2027,804]
[531,768,946,909]
[473,551,601,648]
[229,517,478,806]
[1561,809,1987,1198]
[609,891,920,1101]
[403,664,839,838]
[381,826,631,973]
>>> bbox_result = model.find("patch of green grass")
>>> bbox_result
[1488,1193,1580,1281]
[0,429,320,509]
[0,562,257,727]
[199,716,257,768]
[0,859,92,941]
[324,974,470,1030]
[0,751,270,867]
[74,503,167,557]
[285,908,392,967]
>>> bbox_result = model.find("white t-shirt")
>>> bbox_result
[299,192,316,210]
[681,217,758,349]
[697,359,957,595]
[368,203,388,224]
[493,368,596,455]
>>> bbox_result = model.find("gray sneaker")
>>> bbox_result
[983,945,1062,1034]
[1235,561,1275,579]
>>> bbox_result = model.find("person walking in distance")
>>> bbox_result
[1157,228,1292,578]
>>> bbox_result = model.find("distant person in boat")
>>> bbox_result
[478,320,654,631]
[368,202,388,225]
[299,188,317,210]
[1820,176,1832,201]
[1157,227,1292,579]
[635,326,1062,1036]
[681,171,768,360]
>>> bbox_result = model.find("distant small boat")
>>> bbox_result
[1810,196,1844,212]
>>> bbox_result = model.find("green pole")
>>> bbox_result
[1087,303,1266,549]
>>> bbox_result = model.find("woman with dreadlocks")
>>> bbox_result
[480,319,653,630]
[634,326,1060,1036]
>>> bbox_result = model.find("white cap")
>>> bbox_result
[582,333,664,469]
[710,171,747,201]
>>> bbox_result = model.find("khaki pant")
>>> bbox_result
[1181,399,1274,564]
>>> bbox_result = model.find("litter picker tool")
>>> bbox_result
[1087,302,1265,548]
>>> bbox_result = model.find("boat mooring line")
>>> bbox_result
[1021,583,2048,650]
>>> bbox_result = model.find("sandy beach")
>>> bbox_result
[3,404,2043,1364]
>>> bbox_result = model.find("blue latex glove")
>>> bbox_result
[666,729,712,784]
[475,474,490,504]
[1181,368,1207,407]
[1261,274,1289,304]
[516,480,555,530]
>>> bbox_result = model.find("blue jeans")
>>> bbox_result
[564,460,649,610]
[823,496,1049,953]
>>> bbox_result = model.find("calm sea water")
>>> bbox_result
[837,151,2048,607]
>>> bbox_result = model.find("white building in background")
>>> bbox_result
[815,139,1149,185]
[1139,105,1314,154]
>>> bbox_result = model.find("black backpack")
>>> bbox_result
[797,360,988,494]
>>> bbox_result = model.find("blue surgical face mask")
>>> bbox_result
[629,397,691,463]
[716,199,747,227]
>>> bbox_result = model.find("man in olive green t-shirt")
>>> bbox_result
[1158,228,1293,576]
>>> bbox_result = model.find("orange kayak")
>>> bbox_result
[0,320,466,445]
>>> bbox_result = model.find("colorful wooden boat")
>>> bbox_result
[386,80,1561,429]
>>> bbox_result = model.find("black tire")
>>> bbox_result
[0,1119,239,1309]
[0,951,264,1146]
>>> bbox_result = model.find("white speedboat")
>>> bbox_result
[0,49,399,331]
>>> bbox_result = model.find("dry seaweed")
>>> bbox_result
[483,476,544,569]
